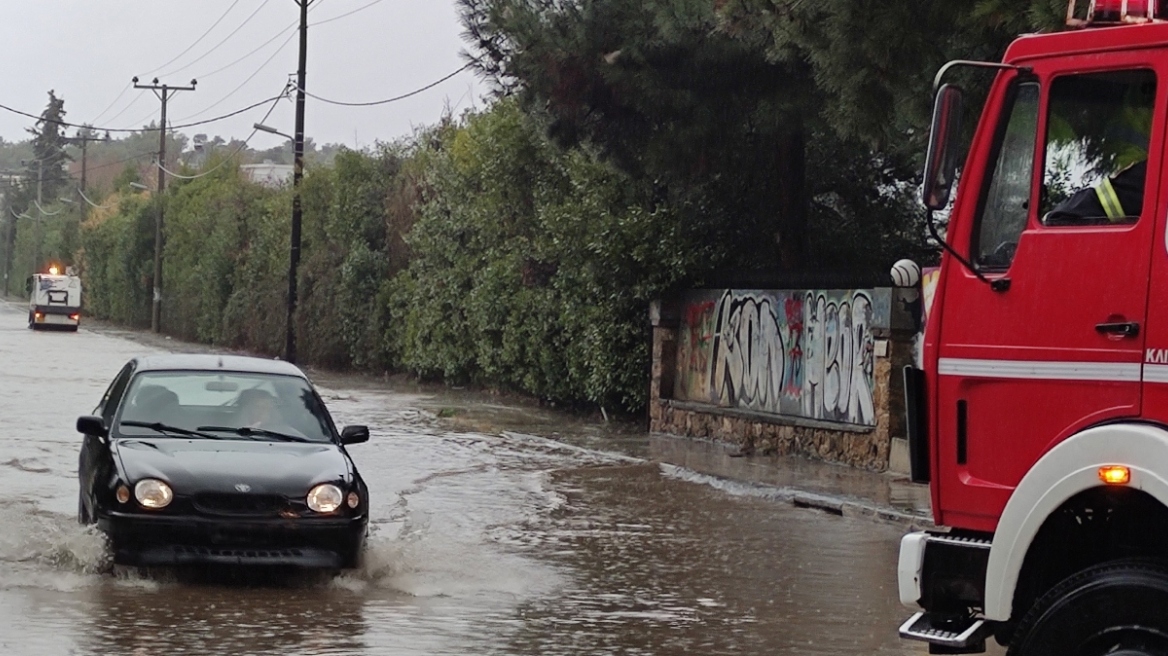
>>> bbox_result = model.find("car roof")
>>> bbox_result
[132,354,308,379]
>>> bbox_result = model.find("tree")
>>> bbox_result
[25,90,72,204]
[460,0,816,270]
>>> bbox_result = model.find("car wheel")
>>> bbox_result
[1007,559,1168,656]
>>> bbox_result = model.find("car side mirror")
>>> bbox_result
[340,425,369,445]
[77,415,108,438]
[922,83,964,211]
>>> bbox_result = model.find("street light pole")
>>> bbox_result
[133,77,197,333]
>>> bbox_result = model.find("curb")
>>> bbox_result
[656,462,935,530]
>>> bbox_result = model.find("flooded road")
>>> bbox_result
[0,300,933,655]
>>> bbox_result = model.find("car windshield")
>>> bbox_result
[115,371,335,443]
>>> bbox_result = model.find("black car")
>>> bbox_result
[77,354,370,569]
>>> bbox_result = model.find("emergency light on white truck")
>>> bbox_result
[28,270,82,332]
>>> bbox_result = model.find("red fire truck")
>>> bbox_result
[899,1,1168,654]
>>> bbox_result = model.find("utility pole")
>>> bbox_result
[65,130,106,226]
[286,0,313,364]
[133,76,196,333]
[2,175,14,297]
[32,159,42,275]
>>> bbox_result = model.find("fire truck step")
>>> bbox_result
[898,611,991,653]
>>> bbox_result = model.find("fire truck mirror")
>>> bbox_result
[923,83,965,211]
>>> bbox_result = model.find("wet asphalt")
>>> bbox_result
[0,299,944,655]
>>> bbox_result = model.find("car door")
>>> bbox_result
[934,58,1162,531]
[79,362,135,516]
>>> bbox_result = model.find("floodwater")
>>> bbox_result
[0,300,933,655]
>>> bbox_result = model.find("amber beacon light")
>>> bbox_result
[1099,465,1132,485]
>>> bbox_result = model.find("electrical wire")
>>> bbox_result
[29,151,163,186]
[156,94,286,181]
[77,187,117,211]
[139,0,245,77]
[156,0,275,78]
[124,105,164,132]
[176,0,335,122]
[87,83,132,126]
[296,64,474,106]
[99,93,150,128]
[311,0,383,27]
[0,91,290,134]
[195,22,295,81]
[193,4,324,81]
[32,199,63,216]
[174,34,296,122]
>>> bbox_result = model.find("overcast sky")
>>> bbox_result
[0,1,489,150]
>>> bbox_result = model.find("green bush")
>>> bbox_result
[78,193,154,326]
[393,100,715,411]
[163,160,280,343]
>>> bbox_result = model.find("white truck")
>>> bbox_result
[27,267,82,331]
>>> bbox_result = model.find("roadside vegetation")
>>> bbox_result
[0,2,1065,413]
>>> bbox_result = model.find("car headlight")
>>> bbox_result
[307,483,343,513]
[134,479,173,509]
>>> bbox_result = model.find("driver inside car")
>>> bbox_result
[236,388,304,437]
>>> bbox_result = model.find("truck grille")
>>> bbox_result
[194,493,286,516]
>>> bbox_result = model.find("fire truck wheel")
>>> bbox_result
[1007,559,1168,656]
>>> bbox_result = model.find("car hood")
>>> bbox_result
[113,438,351,496]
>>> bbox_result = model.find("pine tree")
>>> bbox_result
[25,90,72,205]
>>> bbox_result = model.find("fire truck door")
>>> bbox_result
[935,63,1160,530]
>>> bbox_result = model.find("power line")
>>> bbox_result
[32,198,63,215]
[25,151,157,186]
[296,64,474,107]
[157,95,286,180]
[156,0,276,78]
[76,187,116,211]
[140,0,245,78]
[176,1,332,121]
[174,34,296,122]
[88,83,132,125]
[311,0,383,26]
[124,104,164,132]
[195,9,307,80]
[0,91,290,134]
[99,92,150,127]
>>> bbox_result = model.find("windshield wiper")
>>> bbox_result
[119,421,222,440]
[196,426,311,443]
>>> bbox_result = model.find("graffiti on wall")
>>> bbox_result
[674,289,889,426]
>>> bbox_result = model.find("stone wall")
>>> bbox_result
[649,289,918,471]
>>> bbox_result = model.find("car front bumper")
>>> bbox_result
[98,511,367,569]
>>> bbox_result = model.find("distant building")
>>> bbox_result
[241,161,293,187]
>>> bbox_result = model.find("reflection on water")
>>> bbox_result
[501,464,918,656]
[78,578,368,656]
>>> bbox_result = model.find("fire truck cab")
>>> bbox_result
[900,2,1168,654]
